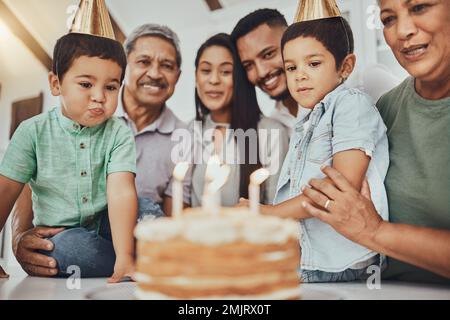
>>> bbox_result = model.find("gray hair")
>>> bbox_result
[124,24,182,68]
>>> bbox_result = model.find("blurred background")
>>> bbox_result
[0,0,408,264]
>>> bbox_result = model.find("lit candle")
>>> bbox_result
[249,168,270,215]
[172,162,190,218]
[202,155,221,214]
[204,154,221,184]
[203,164,230,217]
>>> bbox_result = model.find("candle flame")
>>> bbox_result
[207,165,230,193]
[173,162,189,180]
[205,154,221,181]
[250,168,270,185]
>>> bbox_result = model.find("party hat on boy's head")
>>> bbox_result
[294,0,342,23]
[70,0,116,40]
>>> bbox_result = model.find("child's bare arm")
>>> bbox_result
[256,149,370,220]
[106,172,138,283]
[330,149,370,190]
[0,175,25,277]
[0,175,25,233]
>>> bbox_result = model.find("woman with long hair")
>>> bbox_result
[190,33,289,207]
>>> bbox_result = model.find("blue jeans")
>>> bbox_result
[300,255,386,283]
[40,197,164,278]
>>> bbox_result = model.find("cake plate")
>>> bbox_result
[85,283,346,300]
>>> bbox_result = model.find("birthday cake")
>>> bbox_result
[134,208,301,300]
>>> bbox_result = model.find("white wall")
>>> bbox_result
[0,23,58,152]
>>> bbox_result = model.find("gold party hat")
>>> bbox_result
[294,0,342,23]
[69,0,115,40]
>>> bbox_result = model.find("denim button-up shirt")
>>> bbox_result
[274,85,389,272]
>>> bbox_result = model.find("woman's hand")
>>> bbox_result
[108,254,135,283]
[301,166,385,248]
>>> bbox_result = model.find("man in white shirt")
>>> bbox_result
[231,9,299,138]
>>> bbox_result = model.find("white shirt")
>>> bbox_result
[268,101,300,138]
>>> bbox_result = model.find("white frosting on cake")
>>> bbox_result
[134,272,295,287]
[184,218,239,245]
[135,218,184,241]
[261,251,292,261]
[134,208,300,245]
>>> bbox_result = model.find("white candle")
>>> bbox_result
[202,155,221,214]
[204,154,221,184]
[172,162,189,219]
[202,185,217,216]
[203,164,230,217]
[249,168,270,215]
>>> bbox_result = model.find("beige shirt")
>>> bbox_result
[116,90,192,205]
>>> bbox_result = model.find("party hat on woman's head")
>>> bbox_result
[294,0,342,23]
[69,0,116,40]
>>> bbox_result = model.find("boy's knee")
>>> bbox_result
[44,228,95,272]
[43,228,114,277]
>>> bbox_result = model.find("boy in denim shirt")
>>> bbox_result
[0,28,139,281]
[255,17,389,282]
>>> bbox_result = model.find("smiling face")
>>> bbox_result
[49,56,122,127]
[283,37,346,109]
[196,46,234,114]
[124,36,181,107]
[236,23,289,100]
[380,0,450,82]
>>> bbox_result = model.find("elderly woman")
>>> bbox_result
[301,0,450,284]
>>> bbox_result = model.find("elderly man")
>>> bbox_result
[231,9,300,138]
[10,24,191,277]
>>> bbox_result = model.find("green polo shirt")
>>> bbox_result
[377,77,450,285]
[0,107,136,230]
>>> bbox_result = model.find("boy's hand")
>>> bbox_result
[108,255,135,283]
[0,265,9,279]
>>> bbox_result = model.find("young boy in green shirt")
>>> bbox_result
[0,32,138,282]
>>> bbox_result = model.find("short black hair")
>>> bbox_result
[281,17,354,70]
[53,33,127,83]
[230,8,287,43]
